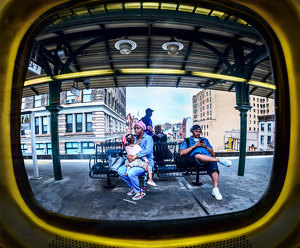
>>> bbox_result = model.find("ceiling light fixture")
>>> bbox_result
[162,40,184,55]
[115,39,137,54]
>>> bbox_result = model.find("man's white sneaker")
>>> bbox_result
[218,157,232,167]
[212,187,222,200]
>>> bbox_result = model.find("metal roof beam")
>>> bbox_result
[176,27,199,87]
[38,27,260,50]
[100,24,118,87]
[41,10,258,39]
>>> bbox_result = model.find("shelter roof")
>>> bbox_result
[23,1,275,99]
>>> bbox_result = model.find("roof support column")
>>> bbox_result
[46,79,63,180]
[233,42,251,176]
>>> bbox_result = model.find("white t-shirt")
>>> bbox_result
[125,144,142,155]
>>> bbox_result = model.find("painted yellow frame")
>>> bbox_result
[0,0,299,247]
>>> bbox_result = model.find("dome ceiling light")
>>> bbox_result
[162,41,184,55]
[115,39,137,55]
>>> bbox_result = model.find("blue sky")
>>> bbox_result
[126,87,201,124]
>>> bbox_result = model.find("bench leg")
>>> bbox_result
[103,178,116,189]
[192,167,203,186]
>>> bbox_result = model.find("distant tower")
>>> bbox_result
[137,110,139,119]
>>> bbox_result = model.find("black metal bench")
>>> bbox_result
[89,141,209,187]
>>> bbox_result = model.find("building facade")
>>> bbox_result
[21,88,126,155]
[193,89,275,151]
[258,114,275,151]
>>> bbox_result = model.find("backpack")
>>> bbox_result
[177,138,195,168]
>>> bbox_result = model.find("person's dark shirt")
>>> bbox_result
[152,132,167,143]
[141,116,153,136]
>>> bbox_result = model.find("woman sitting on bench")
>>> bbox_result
[118,121,154,201]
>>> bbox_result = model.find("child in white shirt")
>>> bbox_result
[125,134,157,187]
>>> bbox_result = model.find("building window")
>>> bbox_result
[268,123,272,132]
[86,113,92,132]
[105,114,109,132]
[82,89,92,102]
[21,144,27,153]
[249,127,251,131]
[21,98,25,109]
[46,143,52,154]
[81,142,95,154]
[36,143,45,154]
[66,91,75,101]
[261,123,265,132]
[104,89,107,104]
[206,91,208,96]
[66,114,73,133]
[254,127,256,131]
[65,142,78,154]
[75,114,83,132]
[260,135,264,145]
[249,120,251,124]
[35,117,39,134]
[267,136,272,145]
[41,116,48,134]
[34,95,41,108]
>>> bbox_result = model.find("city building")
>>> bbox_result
[181,117,193,139]
[258,114,275,151]
[193,89,275,151]
[21,88,126,155]
[224,130,258,152]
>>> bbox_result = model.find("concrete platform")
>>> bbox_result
[25,156,273,220]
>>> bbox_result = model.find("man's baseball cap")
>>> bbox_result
[190,124,201,132]
[146,108,154,113]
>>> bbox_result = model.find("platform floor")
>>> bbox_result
[25,156,273,220]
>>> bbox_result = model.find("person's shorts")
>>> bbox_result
[192,152,219,176]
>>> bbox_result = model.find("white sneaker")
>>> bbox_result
[212,187,222,200]
[147,180,157,187]
[218,157,232,167]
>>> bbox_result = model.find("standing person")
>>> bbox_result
[141,108,154,136]
[180,125,232,200]
[152,125,167,143]
[118,121,154,200]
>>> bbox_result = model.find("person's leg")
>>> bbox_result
[206,161,222,200]
[118,164,134,192]
[195,154,232,167]
[195,154,218,163]
[127,166,145,195]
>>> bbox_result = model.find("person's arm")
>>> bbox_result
[203,139,214,155]
[147,125,154,134]
[180,142,202,156]
[136,136,153,158]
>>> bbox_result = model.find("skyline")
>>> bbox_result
[126,87,201,124]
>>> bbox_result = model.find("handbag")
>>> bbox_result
[108,155,126,171]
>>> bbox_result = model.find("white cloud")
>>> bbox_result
[126,87,201,124]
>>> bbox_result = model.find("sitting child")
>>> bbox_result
[125,134,157,187]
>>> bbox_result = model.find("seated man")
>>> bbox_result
[180,125,232,200]
[152,125,167,143]
[152,125,169,165]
